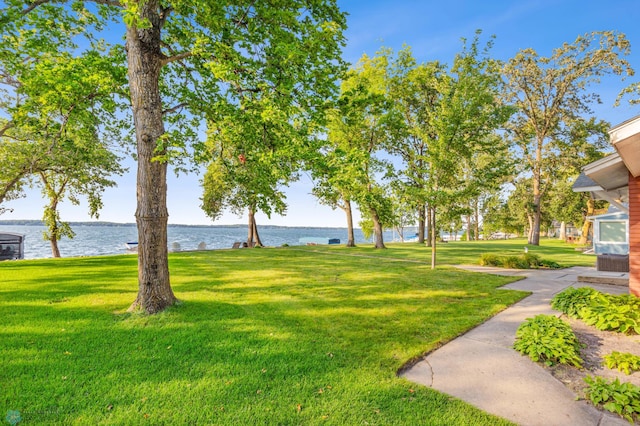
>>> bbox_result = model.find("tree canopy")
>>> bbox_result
[502,31,633,245]
[1,0,347,313]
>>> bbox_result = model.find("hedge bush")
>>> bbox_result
[479,252,560,269]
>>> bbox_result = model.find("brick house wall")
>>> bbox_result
[629,172,640,296]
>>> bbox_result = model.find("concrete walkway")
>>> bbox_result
[400,266,631,426]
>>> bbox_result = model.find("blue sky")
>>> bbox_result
[3,0,640,227]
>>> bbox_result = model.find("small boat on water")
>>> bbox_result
[125,242,138,252]
[298,237,340,246]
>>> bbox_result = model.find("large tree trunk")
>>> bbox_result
[530,140,543,245]
[247,210,254,246]
[578,197,595,245]
[127,5,177,314]
[527,213,534,243]
[531,205,541,245]
[49,227,61,258]
[370,208,386,249]
[41,173,62,258]
[252,212,263,247]
[344,198,356,247]
[247,208,263,247]
[417,204,426,244]
[47,196,61,258]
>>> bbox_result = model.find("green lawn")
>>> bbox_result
[1,246,532,425]
[293,237,596,268]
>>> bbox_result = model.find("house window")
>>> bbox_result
[599,221,627,243]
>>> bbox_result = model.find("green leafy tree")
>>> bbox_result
[310,144,359,247]
[502,31,633,246]
[418,32,513,267]
[485,179,532,238]
[387,47,444,244]
[324,51,399,249]
[544,118,611,242]
[201,105,304,247]
[0,33,126,256]
[38,136,123,258]
[0,43,126,209]
[1,1,346,313]
[459,135,515,240]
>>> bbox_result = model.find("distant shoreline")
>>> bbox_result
[0,220,355,230]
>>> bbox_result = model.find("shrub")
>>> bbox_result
[522,253,541,267]
[478,253,561,269]
[553,288,640,334]
[604,352,640,375]
[479,253,501,266]
[580,294,640,334]
[539,259,561,269]
[513,314,583,367]
[502,255,528,269]
[584,376,640,422]
[551,287,598,318]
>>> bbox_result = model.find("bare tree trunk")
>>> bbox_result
[47,193,61,258]
[578,197,595,245]
[246,208,263,247]
[530,140,542,245]
[49,225,61,258]
[417,204,426,244]
[466,214,472,241]
[127,6,177,314]
[252,212,263,247]
[426,205,432,247]
[531,206,541,245]
[344,198,356,247]
[473,198,480,240]
[41,173,62,258]
[430,206,437,269]
[247,211,254,246]
[559,221,566,240]
[527,213,534,243]
[370,208,386,249]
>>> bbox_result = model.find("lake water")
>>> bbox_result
[0,223,399,260]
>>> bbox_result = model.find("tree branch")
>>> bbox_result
[160,51,193,66]
[0,121,15,138]
[20,0,50,15]
[159,5,173,27]
[162,102,187,116]
[89,0,123,7]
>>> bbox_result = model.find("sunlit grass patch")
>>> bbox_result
[293,237,595,268]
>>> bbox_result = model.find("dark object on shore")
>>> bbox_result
[298,237,340,245]
[0,233,25,260]
[596,253,629,272]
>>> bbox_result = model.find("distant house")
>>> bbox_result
[573,114,640,296]
[588,208,628,255]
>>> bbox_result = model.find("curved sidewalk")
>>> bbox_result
[400,266,630,426]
